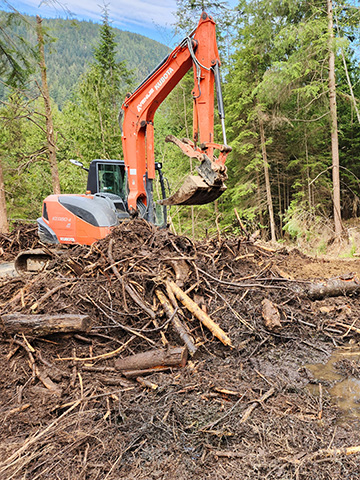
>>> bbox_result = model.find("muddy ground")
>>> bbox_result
[1,221,360,479]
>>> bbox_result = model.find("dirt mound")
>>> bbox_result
[1,220,360,479]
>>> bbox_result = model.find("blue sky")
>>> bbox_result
[9,0,238,46]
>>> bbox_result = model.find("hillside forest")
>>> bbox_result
[1,0,360,253]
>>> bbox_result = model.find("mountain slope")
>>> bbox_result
[4,14,170,107]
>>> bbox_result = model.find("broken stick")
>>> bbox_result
[156,289,198,356]
[240,387,275,424]
[166,279,232,347]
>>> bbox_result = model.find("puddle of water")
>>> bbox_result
[306,347,360,420]
[329,378,360,416]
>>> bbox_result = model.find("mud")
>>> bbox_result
[1,221,360,479]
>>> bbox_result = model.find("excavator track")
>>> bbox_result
[14,249,53,274]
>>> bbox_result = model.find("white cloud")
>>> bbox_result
[13,0,178,30]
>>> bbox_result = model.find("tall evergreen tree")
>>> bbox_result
[63,6,133,162]
[0,6,34,87]
[0,5,35,232]
[225,0,360,241]
[223,0,282,238]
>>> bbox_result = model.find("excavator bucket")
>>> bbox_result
[159,136,228,206]
[159,175,226,206]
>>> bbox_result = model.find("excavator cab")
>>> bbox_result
[86,159,167,227]
[87,160,126,199]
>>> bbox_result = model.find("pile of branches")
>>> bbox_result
[1,219,360,479]
[2,218,359,348]
[0,222,41,261]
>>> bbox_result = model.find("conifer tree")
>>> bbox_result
[0,6,34,87]
[0,6,35,232]
[63,6,133,161]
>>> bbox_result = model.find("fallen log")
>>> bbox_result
[305,275,360,300]
[166,279,232,347]
[115,346,188,378]
[1,313,92,336]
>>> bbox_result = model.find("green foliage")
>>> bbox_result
[1,12,170,108]
[2,0,360,244]
[222,0,360,241]
[0,94,52,218]
[62,9,134,163]
[0,8,35,88]
[282,199,331,246]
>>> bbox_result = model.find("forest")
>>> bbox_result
[2,3,360,478]
[1,0,360,253]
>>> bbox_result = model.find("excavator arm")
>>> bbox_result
[120,11,231,215]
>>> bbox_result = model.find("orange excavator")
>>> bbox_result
[37,11,231,247]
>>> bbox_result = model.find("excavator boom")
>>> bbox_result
[121,11,231,212]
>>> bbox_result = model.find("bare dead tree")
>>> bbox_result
[36,15,61,195]
[327,0,342,237]
[258,113,276,242]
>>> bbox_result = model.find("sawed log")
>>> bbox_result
[1,313,92,336]
[115,346,188,378]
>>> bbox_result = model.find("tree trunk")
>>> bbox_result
[36,15,61,195]
[305,131,312,209]
[256,170,264,238]
[304,275,360,300]
[0,159,9,233]
[259,115,276,242]
[327,0,342,237]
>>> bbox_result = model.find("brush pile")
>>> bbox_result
[1,219,360,479]
[0,223,41,261]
